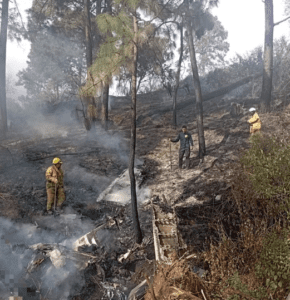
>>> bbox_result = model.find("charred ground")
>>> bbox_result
[0,86,289,299]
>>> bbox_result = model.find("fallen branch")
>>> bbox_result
[201,289,207,300]
[128,279,147,300]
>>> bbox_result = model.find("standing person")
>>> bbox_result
[248,107,261,135]
[169,125,194,169]
[45,157,65,214]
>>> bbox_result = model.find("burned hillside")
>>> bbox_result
[1,0,290,299]
[1,74,290,299]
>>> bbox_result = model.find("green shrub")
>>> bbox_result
[255,228,290,292]
[227,271,267,300]
[225,229,290,299]
[240,133,290,218]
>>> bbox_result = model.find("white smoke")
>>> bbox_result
[0,215,95,299]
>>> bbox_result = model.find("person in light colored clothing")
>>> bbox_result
[45,157,65,214]
[248,107,261,134]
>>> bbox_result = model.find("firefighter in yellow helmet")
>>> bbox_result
[45,157,65,214]
[248,107,261,135]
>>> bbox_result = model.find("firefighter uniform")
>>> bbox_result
[46,161,65,211]
[248,112,261,134]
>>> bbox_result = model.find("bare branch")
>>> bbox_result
[274,16,290,27]
[13,0,27,33]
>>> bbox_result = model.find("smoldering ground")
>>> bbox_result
[1,95,130,195]
[0,94,135,298]
[0,216,95,299]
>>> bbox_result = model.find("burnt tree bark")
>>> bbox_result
[129,14,142,244]
[84,0,95,131]
[101,83,109,130]
[101,0,112,131]
[184,0,206,159]
[172,22,183,129]
[0,0,9,137]
[96,0,102,14]
[84,0,93,69]
[260,0,274,112]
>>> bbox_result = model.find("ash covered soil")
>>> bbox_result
[0,91,288,300]
[0,110,155,300]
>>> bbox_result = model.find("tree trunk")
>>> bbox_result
[84,0,93,69]
[136,75,144,92]
[96,0,102,14]
[101,83,109,130]
[100,0,112,131]
[185,0,206,159]
[129,14,142,244]
[172,23,183,129]
[84,0,95,118]
[260,0,274,112]
[0,0,9,138]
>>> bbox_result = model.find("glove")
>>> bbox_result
[53,178,58,185]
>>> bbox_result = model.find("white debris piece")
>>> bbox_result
[28,243,94,271]
[96,167,151,206]
[118,249,132,263]
[215,195,222,201]
[128,280,147,300]
[73,223,106,251]
[49,249,66,268]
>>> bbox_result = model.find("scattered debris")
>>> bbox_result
[151,199,187,263]
[73,214,122,251]
[28,243,96,272]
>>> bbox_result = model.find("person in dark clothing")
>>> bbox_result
[169,125,194,169]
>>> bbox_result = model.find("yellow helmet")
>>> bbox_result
[52,157,62,164]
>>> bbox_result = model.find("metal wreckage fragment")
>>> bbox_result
[24,194,186,300]
[26,215,120,273]
[73,215,119,251]
[27,242,96,272]
[151,199,187,264]
[128,199,188,300]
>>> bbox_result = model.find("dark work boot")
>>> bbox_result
[56,206,64,214]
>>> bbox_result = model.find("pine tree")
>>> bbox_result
[172,22,183,129]
[83,0,157,243]
[260,0,274,113]
[183,0,219,159]
[260,0,290,112]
